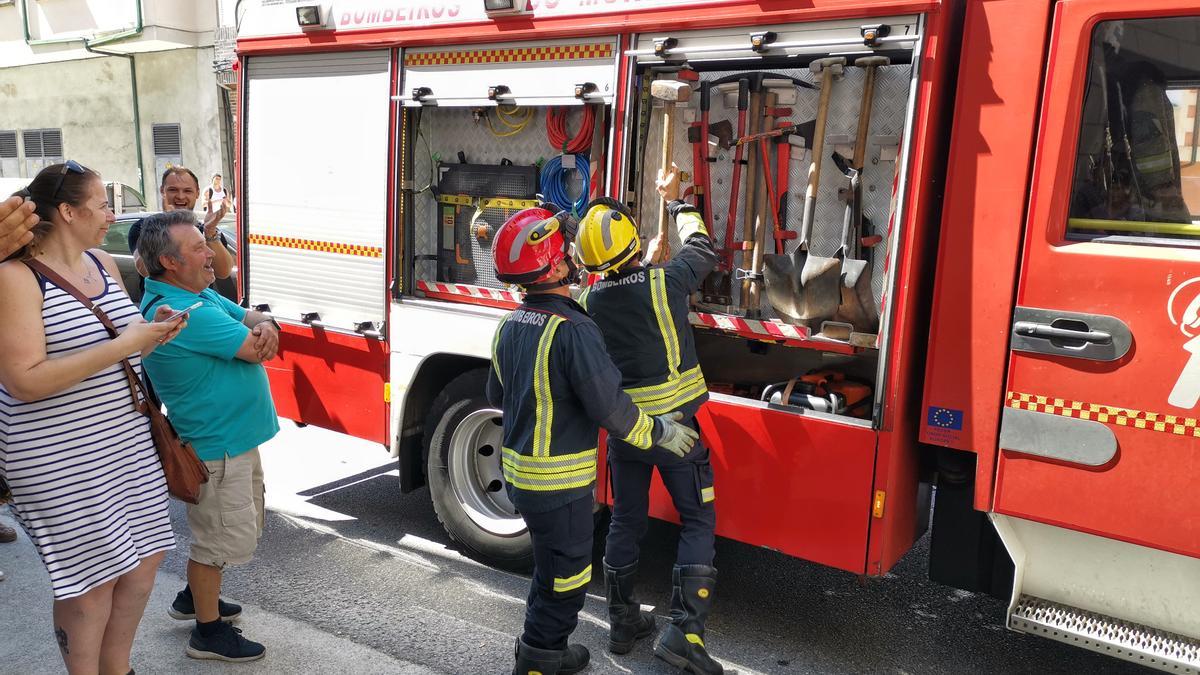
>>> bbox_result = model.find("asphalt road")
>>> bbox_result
[138,421,1150,675]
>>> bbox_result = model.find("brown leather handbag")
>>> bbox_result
[24,259,209,503]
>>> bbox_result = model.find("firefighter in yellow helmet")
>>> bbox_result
[575,163,723,674]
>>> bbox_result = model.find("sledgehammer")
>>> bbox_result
[649,79,691,264]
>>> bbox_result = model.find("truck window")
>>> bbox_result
[1067,17,1200,245]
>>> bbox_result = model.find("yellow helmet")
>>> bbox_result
[576,197,641,275]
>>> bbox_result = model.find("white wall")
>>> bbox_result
[0,0,216,68]
[0,48,225,202]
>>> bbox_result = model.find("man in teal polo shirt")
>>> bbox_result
[137,210,280,663]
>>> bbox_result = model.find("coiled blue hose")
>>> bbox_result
[541,154,589,216]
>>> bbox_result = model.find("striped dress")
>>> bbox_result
[0,252,175,600]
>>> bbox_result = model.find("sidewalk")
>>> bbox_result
[0,511,437,675]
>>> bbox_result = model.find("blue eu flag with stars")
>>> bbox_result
[927,406,963,431]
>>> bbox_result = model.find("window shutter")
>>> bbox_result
[0,131,16,159]
[152,124,182,156]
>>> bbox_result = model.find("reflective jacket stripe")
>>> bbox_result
[503,464,596,491]
[623,413,655,449]
[490,314,510,386]
[649,269,681,380]
[553,564,593,593]
[630,371,709,416]
[533,316,565,457]
[626,364,704,401]
[502,447,597,473]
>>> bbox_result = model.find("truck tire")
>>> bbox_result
[425,369,533,572]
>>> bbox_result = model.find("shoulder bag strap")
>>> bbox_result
[23,258,148,415]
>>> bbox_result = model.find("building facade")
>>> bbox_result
[0,0,235,206]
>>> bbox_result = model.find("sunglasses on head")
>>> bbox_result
[51,160,89,201]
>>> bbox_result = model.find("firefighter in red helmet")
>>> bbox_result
[487,207,700,675]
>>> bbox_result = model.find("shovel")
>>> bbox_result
[763,57,845,326]
[831,153,874,331]
[831,56,888,333]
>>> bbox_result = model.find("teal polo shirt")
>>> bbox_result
[140,278,279,461]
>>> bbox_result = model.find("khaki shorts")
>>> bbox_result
[186,447,265,569]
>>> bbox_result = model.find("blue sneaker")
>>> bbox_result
[186,622,266,663]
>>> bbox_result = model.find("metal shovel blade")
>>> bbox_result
[762,248,841,325]
[838,257,876,332]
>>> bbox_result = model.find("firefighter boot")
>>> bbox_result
[653,565,723,675]
[603,559,656,654]
[512,637,590,675]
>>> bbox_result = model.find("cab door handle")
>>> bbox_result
[1009,307,1131,362]
[1012,322,1112,344]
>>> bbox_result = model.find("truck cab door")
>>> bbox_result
[994,0,1200,645]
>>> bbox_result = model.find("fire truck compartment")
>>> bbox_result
[402,17,921,429]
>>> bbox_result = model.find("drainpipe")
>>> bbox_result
[83,43,147,198]
[22,0,147,195]
[79,1,147,198]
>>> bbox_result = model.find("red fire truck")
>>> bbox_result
[234,0,1200,669]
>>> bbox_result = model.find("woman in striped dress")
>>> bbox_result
[0,162,187,674]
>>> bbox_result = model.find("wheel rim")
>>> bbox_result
[447,408,525,537]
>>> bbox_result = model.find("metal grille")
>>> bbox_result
[152,124,182,156]
[0,131,17,158]
[637,64,911,319]
[1012,594,1200,674]
[438,163,539,197]
[22,128,63,158]
[43,129,63,157]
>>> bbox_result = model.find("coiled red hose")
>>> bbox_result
[545,106,594,154]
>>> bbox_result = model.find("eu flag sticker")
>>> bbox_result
[927,406,964,431]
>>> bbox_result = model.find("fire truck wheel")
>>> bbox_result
[425,369,534,572]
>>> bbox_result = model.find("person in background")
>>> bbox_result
[203,174,230,218]
[128,167,233,284]
[0,162,185,674]
[136,211,280,663]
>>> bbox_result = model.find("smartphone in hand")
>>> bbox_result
[161,301,203,324]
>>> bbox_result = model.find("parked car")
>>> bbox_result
[102,211,238,304]
[0,178,147,215]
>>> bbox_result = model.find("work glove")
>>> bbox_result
[654,411,700,458]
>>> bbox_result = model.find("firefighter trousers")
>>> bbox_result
[520,495,595,651]
[605,440,717,569]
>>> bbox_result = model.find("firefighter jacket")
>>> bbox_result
[486,292,663,513]
[579,201,719,463]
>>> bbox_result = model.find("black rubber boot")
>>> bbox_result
[653,565,723,675]
[603,558,656,654]
[512,637,591,675]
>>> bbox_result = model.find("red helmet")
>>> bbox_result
[493,207,568,286]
